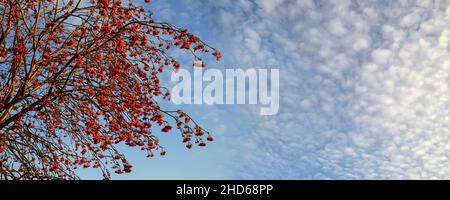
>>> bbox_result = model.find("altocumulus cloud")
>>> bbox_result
[165,0,450,179]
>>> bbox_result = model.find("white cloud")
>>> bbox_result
[243,27,262,54]
[371,49,393,65]
[175,0,450,179]
[328,19,348,37]
[255,0,283,14]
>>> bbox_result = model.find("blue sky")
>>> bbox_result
[80,0,450,179]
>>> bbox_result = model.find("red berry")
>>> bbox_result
[161,125,172,132]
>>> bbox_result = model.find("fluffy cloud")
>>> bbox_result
[184,0,450,179]
[154,0,450,179]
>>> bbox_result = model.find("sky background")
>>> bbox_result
[79,0,450,179]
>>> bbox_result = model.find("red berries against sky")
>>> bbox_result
[212,51,222,61]
[0,0,219,180]
[162,125,172,133]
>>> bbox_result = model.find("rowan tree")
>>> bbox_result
[0,0,220,180]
